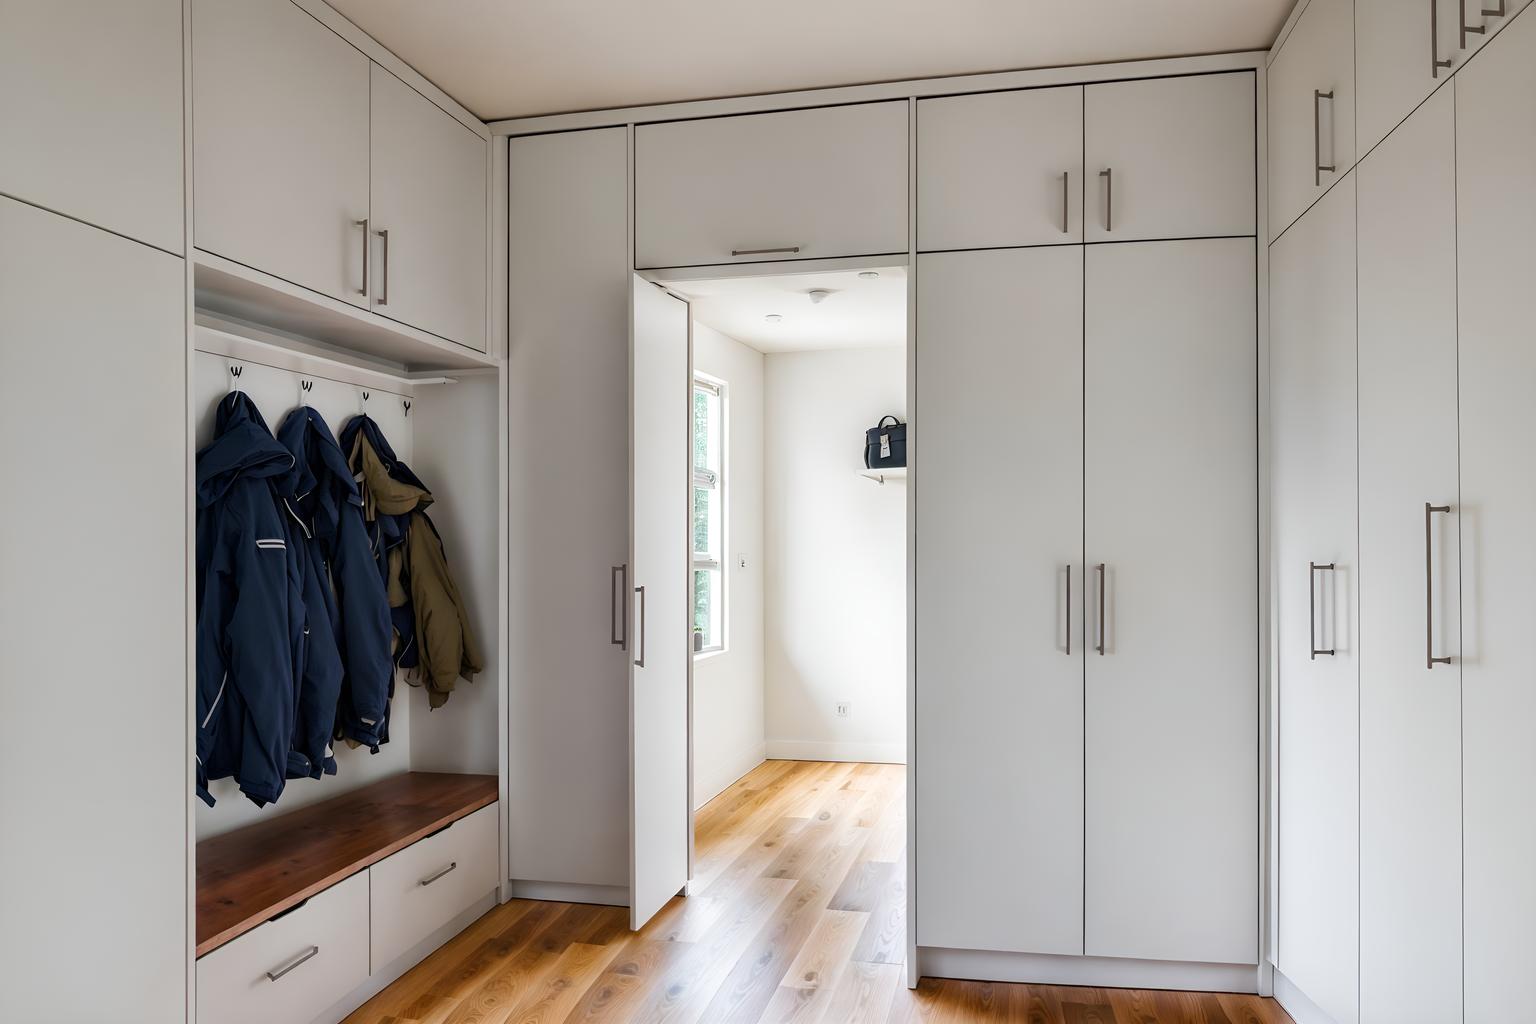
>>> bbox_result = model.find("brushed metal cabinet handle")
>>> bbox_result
[376,228,390,305]
[1095,563,1106,655]
[1460,0,1487,48]
[1061,171,1070,234]
[611,564,629,649]
[634,585,647,668]
[1432,0,1456,76]
[1309,561,1337,659]
[1426,503,1454,669]
[355,219,370,296]
[730,246,800,257]
[1314,91,1338,186]
[1064,564,1072,656]
[1098,169,1112,232]
[266,946,319,982]
[419,861,458,887]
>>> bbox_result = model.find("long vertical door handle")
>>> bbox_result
[633,585,646,668]
[1064,564,1072,655]
[355,219,370,296]
[1095,563,1106,655]
[1098,169,1112,232]
[376,228,390,305]
[1432,0,1457,75]
[1313,91,1338,186]
[1426,503,1453,669]
[1061,171,1070,234]
[1309,561,1337,659]
[611,564,629,650]
[1460,0,1486,48]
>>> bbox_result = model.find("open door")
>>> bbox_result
[628,275,692,929]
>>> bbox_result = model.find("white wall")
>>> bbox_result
[763,346,907,763]
[692,324,767,808]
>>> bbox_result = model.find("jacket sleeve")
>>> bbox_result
[224,483,298,807]
[194,509,232,806]
[334,494,394,744]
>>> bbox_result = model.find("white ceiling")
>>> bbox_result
[666,267,907,354]
[326,0,1294,121]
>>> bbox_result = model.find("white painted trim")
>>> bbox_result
[904,93,920,993]
[505,880,629,906]
[1274,967,1341,1024]
[694,745,767,811]
[488,51,1268,136]
[765,739,906,765]
[312,891,498,1024]
[916,947,1260,994]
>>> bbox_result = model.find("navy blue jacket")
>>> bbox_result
[279,407,394,755]
[195,393,304,808]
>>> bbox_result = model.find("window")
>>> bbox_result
[693,376,725,654]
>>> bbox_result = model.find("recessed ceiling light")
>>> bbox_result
[808,289,831,304]
[765,313,783,324]
[858,271,880,280]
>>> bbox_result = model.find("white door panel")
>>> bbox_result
[1268,0,1355,240]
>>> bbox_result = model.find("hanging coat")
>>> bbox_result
[195,393,304,808]
[278,407,394,754]
[341,415,483,708]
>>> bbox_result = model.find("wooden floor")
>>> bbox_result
[346,760,1294,1023]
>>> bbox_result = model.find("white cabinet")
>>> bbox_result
[1271,174,1359,1024]
[1,198,186,1024]
[369,804,499,969]
[634,102,908,269]
[916,87,1084,250]
[1083,74,1256,242]
[196,873,370,1024]
[1355,85,1462,1024]
[1083,238,1257,965]
[1268,0,1355,240]
[1354,0,1460,156]
[1456,12,1536,1021]
[1448,0,1531,66]
[914,246,1085,957]
[193,0,372,308]
[0,0,184,253]
[369,64,488,351]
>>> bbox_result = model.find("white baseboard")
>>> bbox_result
[315,889,497,1024]
[505,879,629,906]
[765,738,906,764]
[1273,967,1342,1024]
[916,947,1259,994]
[695,744,767,809]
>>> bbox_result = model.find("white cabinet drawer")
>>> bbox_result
[634,102,908,269]
[196,872,369,1024]
[369,804,499,969]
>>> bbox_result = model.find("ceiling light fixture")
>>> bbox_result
[765,313,783,324]
[858,271,880,280]
[808,289,831,304]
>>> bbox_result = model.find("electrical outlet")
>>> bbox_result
[835,701,850,718]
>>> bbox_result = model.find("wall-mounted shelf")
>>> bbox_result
[193,250,500,374]
[858,466,908,484]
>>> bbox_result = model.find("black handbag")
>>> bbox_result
[864,415,907,469]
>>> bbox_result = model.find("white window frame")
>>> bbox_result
[693,374,726,656]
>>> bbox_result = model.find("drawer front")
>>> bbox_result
[369,804,499,969]
[196,872,369,1024]
[634,101,909,269]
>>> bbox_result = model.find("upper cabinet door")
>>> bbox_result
[1355,0,1464,156]
[634,102,908,269]
[193,0,371,307]
[1083,73,1255,243]
[1268,0,1355,241]
[0,0,184,254]
[369,65,488,351]
[917,87,1084,250]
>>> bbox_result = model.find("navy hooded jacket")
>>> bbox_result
[195,393,305,808]
[278,407,393,755]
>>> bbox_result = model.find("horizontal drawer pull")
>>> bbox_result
[265,945,319,982]
[730,245,800,256]
[419,861,458,887]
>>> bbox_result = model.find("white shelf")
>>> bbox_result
[858,466,908,484]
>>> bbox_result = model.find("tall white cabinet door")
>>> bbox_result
[507,128,632,893]
[0,198,186,1023]
[629,277,692,930]
[369,64,488,351]
[1268,0,1355,241]
[1355,85,1462,1024]
[1082,238,1257,966]
[916,86,1084,250]
[914,246,1085,956]
[1456,12,1536,1021]
[1083,73,1256,242]
[0,0,184,253]
[1271,174,1359,1024]
[1354,0,1462,155]
[192,0,370,307]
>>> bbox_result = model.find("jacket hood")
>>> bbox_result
[196,392,298,509]
[341,415,434,516]
[278,406,363,536]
